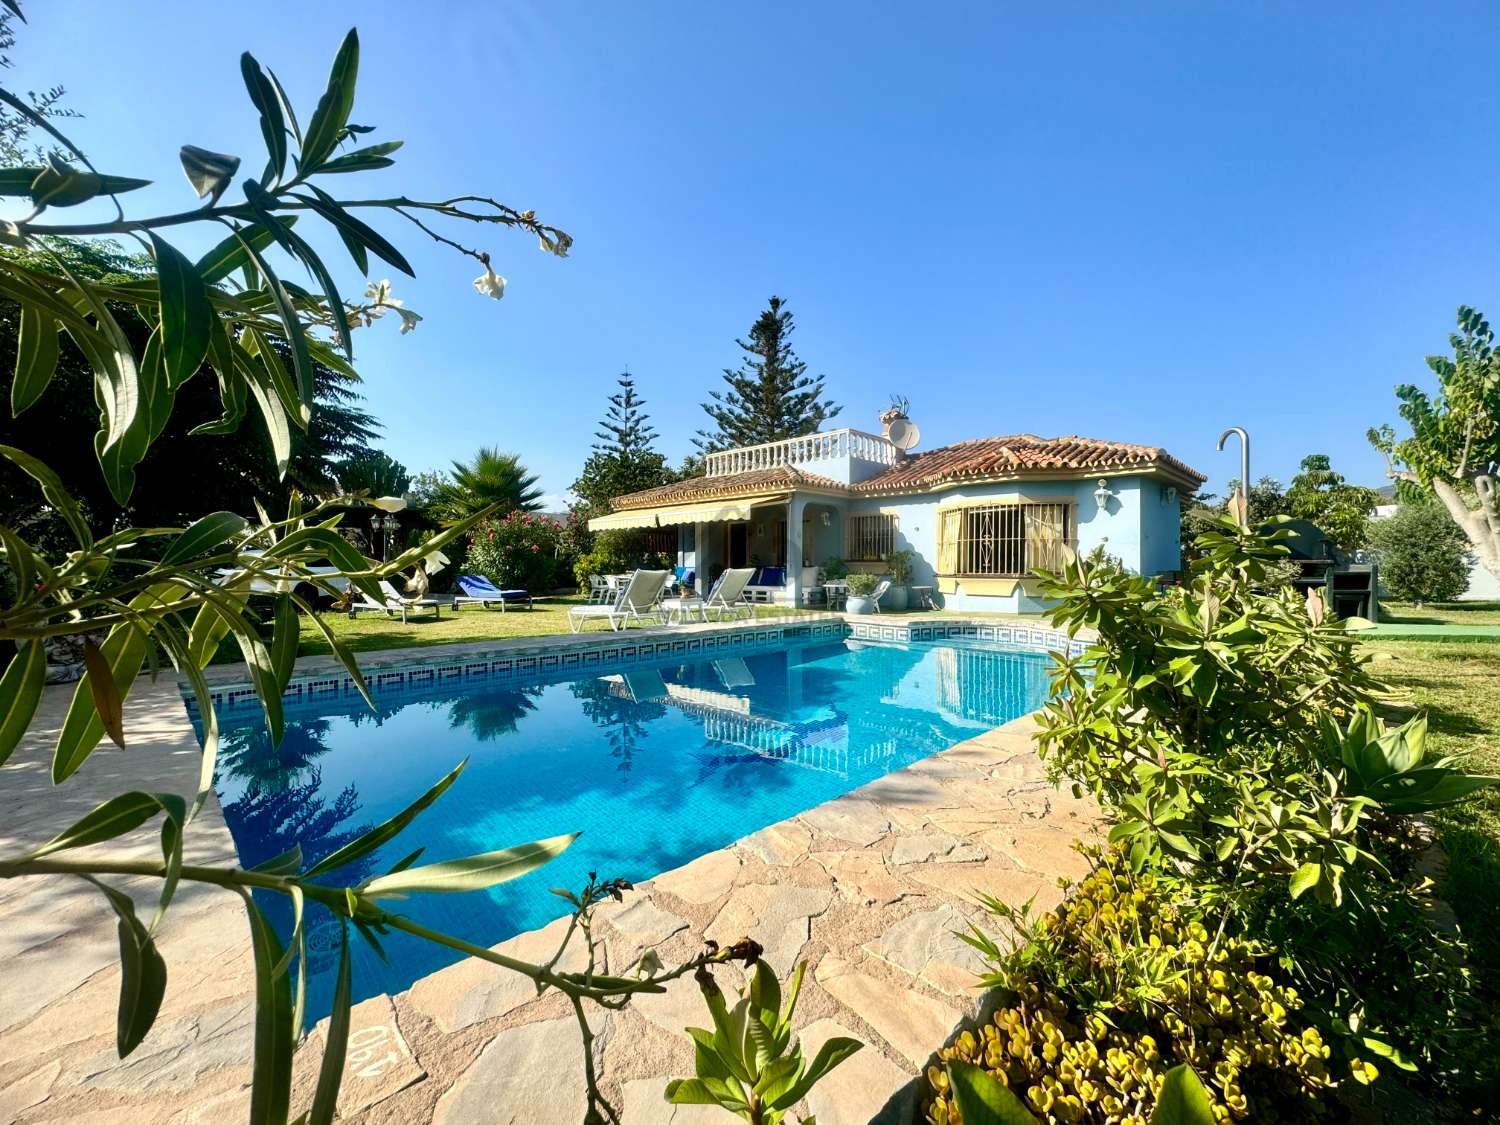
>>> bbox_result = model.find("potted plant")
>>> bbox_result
[845,572,880,614]
[882,548,915,612]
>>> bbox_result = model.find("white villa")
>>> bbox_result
[589,410,1206,613]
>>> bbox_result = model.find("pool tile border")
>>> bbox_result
[183,615,1089,717]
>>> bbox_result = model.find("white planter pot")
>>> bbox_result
[846,596,876,614]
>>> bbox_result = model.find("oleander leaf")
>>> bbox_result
[360,832,577,898]
[149,232,213,390]
[306,925,352,1125]
[81,876,168,1058]
[25,790,184,860]
[162,511,249,566]
[0,639,45,767]
[300,29,360,169]
[243,893,294,1125]
[306,757,469,877]
[12,303,59,415]
[0,444,90,546]
[241,51,288,185]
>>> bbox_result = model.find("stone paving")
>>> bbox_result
[1,651,1100,1124]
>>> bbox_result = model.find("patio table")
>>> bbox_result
[660,595,708,624]
[823,580,849,610]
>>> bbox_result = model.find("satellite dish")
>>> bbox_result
[886,417,920,451]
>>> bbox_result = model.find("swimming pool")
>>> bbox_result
[202,632,1054,1019]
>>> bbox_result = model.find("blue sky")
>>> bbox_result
[13,2,1500,507]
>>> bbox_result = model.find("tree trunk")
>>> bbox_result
[1426,473,1500,585]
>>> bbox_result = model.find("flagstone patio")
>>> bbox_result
[0,666,1100,1124]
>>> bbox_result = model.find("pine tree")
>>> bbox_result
[573,372,674,514]
[593,374,658,457]
[694,296,841,454]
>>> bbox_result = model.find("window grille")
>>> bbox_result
[845,513,897,561]
[940,502,1074,577]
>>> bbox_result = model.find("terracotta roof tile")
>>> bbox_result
[604,435,1204,511]
[853,434,1205,492]
[608,465,847,510]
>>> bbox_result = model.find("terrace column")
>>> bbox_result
[786,495,807,607]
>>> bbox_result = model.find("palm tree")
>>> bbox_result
[434,447,544,522]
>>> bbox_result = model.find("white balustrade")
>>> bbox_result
[704,428,897,477]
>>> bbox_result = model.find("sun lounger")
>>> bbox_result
[453,575,532,612]
[566,569,670,632]
[349,579,450,623]
[704,567,755,621]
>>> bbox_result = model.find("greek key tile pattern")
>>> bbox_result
[183,618,1087,718]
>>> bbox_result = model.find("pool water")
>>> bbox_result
[204,637,1053,1019]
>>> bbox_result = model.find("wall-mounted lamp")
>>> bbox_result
[820,511,831,527]
[1093,479,1116,511]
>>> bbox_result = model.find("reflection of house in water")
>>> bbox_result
[598,659,887,778]
[932,642,1053,727]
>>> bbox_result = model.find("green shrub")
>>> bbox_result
[571,528,673,589]
[465,510,563,592]
[845,572,879,596]
[1028,514,1497,1106]
[817,555,849,583]
[922,849,1339,1124]
[1036,515,1381,902]
[884,547,915,584]
[1367,502,1472,604]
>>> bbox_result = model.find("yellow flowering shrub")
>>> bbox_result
[919,851,1346,1124]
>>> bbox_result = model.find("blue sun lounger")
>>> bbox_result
[454,575,533,612]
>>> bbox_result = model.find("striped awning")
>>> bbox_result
[587,495,783,531]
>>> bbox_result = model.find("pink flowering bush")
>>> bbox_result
[466,511,563,592]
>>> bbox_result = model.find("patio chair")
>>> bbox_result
[870,578,892,613]
[454,575,533,612]
[349,579,450,623]
[703,567,756,621]
[586,574,612,604]
[566,569,670,632]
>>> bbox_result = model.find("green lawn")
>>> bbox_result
[1380,600,1500,626]
[1362,637,1500,1001]
[296,594,819,657]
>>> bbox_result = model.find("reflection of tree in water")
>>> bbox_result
[447,686,543,742]
[217,718,335,797]
[570,677,666,774]
[221,766,376,973]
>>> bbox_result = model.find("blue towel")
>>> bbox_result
[458,576,529,599]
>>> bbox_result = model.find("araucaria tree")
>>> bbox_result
[571,373,674,514]
[695,295,840,454]
[1371,305,1500,583]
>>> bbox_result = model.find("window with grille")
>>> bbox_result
[845,513,897,560]
[937,502,1075,577]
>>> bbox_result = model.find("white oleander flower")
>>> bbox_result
[421,547,450,574]
[365,279,401,307]
[371,495,407,513]
[637,948,663,978]
[473,265,507,300]
[396,307,423,335]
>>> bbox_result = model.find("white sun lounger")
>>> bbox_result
[349,579,451,623]
[703,567,756,621]
[567,569,670,632]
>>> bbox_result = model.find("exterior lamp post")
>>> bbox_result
[1093,479,1116,511]
[367,495,407,563]
[369,513,398,561]
[1216,427,1251,527]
